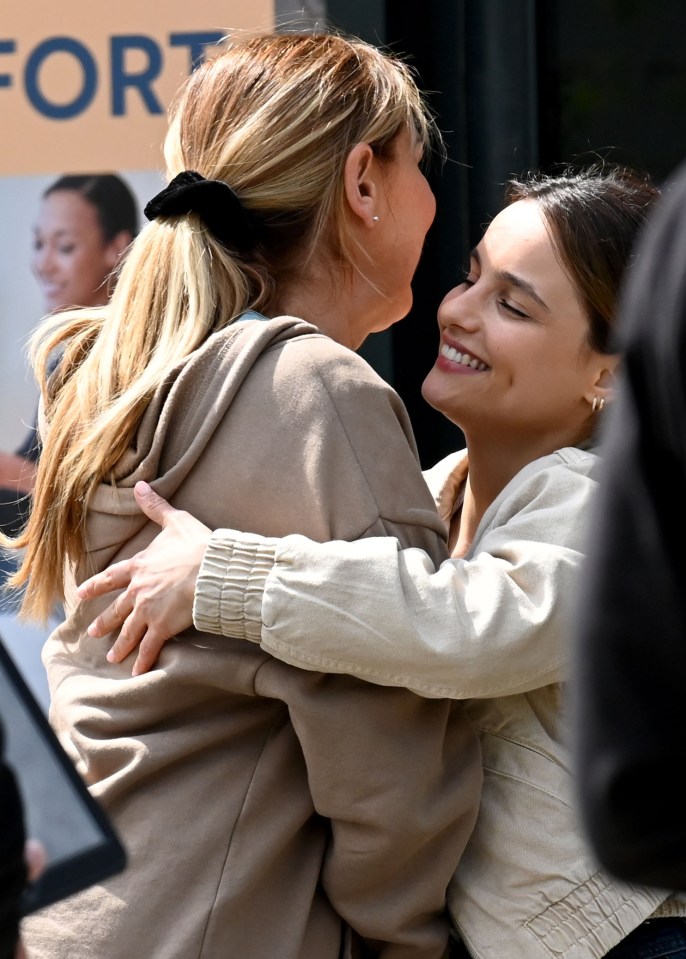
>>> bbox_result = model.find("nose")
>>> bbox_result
[33,245,56,277]
[439,282,482,334]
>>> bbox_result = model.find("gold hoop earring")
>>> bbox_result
[592,396,605,413]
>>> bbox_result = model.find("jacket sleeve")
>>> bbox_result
[196,457,594,699]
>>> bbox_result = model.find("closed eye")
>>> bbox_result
[499,299,530,319]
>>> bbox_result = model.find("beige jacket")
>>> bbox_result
[24,316,482,959]
[193,446,686,958]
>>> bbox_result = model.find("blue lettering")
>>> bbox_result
[25,37,97,119]
[169,31,225,72]
[111,35,163,117]
[0,39,16,89]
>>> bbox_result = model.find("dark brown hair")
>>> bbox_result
[45,173,139,242]
[505,166,659,354]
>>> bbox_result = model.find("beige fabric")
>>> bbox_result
[24,316,482,959]
[193,446,682,958]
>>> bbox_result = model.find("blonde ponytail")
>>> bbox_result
[10,216,262,620]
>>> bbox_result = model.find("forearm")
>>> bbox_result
[193,526,570,699]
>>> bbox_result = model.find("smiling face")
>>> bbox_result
[31,190,123,312]
[421,199,615,452]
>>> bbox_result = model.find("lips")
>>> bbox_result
[39,280,63,297]
[440,343,489,371]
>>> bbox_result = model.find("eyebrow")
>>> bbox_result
[32,228,74,239]
[471,247,551,313]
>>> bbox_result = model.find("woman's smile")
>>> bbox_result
[437,341,490,373]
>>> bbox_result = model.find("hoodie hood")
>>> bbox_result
[82,315,318,575]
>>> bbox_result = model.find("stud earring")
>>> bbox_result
[372,215,380,222]
[591,396,605,413]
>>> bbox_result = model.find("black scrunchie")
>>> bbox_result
[144,171,258,252]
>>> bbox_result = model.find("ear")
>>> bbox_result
[104,230,133,268]
[583,354,620,409]
[343,142,381,228]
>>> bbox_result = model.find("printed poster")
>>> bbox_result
[0,0,273,448]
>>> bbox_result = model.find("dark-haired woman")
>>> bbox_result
[30,173,138,315]
[0,174,139,606]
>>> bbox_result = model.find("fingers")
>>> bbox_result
[104,603,173,675]
[24,839,47,883]
[78,484,196,675]
[105,607,147,664]
[87,590,135,638]
[132,630,169,677]
[106,622,168,676]
[77,561,134,601]
[133,481,178,529]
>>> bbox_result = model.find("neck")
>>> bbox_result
[458,426,583,536]
[274,256,397,351]
[277,285,358,348]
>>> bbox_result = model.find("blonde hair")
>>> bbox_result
[8,32,437,621]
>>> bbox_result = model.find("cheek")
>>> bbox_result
[71,249,104,283]
[56,253,81,287]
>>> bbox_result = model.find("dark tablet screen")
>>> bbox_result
[0,637,126,914]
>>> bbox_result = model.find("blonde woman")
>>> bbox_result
[10,33,482,959]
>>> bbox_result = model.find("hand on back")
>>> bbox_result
[78,482,211,675]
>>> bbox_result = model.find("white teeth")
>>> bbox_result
[441,344,488,371]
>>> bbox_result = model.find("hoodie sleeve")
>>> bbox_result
[257,661,482,957]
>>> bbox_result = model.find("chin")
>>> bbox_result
[385,290,413,327]
[421,366,464,424]
[370,308,408,338]
[421,364,443,411]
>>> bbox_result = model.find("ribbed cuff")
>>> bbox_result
[651,893,686,918]
[192,528,279,642]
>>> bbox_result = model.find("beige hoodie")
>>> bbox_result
[24,315,482,959]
